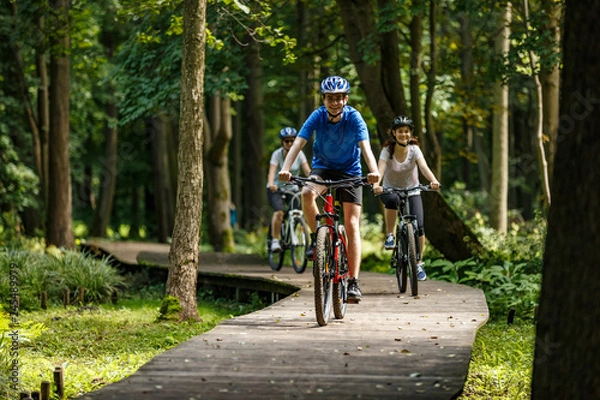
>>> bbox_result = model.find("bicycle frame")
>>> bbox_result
[315,190,347,285]
[267,189,309,273]
[281,191,303,247]
[378,184,430,296]
[289,175,366,326]
[396,196,421,266]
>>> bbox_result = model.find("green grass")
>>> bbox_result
[8,297,261,399]
[458,320,535,399]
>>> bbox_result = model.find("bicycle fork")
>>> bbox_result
[401,215,421,262]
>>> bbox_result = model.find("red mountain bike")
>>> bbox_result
[289,176,367,326]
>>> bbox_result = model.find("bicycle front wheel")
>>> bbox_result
[267,224,284,271]
[290,216,309,273]
[333,225,348,319]
[314,227,333,326]
[406,223,418,296]
[394,224,407,293]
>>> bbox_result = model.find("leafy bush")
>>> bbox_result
[0,249,125,310]
[425,186,546,322]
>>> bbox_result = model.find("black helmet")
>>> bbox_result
[320,76,350,94]
[391,115,414,130]
[279,127,297,139]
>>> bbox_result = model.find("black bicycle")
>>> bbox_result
[377,185,431,297]
[289,176,367,326]
[267,188,310,273]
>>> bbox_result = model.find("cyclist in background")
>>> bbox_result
[278,76,380,302]
[267,127,311,253]
[372,115,440,281]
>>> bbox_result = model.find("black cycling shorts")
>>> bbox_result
[309,168,363,206]
[379,192,425,237]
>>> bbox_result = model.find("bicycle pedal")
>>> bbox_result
[347,298,361,304]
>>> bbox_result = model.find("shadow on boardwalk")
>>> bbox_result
[80,240,488,400]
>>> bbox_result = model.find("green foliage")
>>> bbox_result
[0,305,47,398]
[458,320,534,399]
[0,136,39,228]
[424,186,546,321]
[156,295,182,322]
[0,249,125,311]
[9,291,262,398]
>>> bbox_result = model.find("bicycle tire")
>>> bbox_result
[314,227,333,326]
[267,224,284,271]
[290,216,309,273]
[406,223,419,296]
[394,223,407,293]
[333,225,348,319]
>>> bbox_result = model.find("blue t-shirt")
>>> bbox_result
[297,105,369,176]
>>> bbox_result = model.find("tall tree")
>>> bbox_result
[205,93,234,252]
[149,114,176,243]
[91,15,121,237]
[335,0,409,142]
[423,0,442,178]
[46,0,75,249]
[409,11,424,147]
[531,0,600,396]
[522,0,551,208]
[489,1,511,234]
[539,0,562,184]
[242,40,266,230]
[166,0,207,322]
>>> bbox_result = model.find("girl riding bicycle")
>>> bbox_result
[372,116,440,281]
[267,127,311,253]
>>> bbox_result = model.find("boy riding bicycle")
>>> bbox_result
[278,76,380,302]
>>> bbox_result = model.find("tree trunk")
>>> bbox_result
[92,27,119,237]
[7,0,43,235]
[409,13,424,146]
[424,0,442,179]
[458,10,490,191]
[166,0,207,323]
[149,114,175,243]
[489,2,511,234]
[539,0,562,187]
[523,0,551,209]
[531,0,600,396]
[336,0,408,143]
[422,191,484,262]
[242,40,266,230]
[46,0,74,249]
[205,94,234,252]
[91,100,118,237]
[231,100,242,220]
[36,12,50,213]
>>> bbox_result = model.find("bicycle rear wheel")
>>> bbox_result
[314,227,333,326]
[394,224,407,293]
[406,223,418,296]
[333,225,348,319]
[290,216,309,273]
[267,224,284,271]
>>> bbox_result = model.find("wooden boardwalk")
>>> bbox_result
[79,240,488,400]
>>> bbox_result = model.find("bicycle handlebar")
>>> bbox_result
[373,184,436,197]
[287,175,369,189]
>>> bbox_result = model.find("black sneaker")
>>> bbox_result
[305,242,315,259]
[347,278,362,301]
[305,234,316,259]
